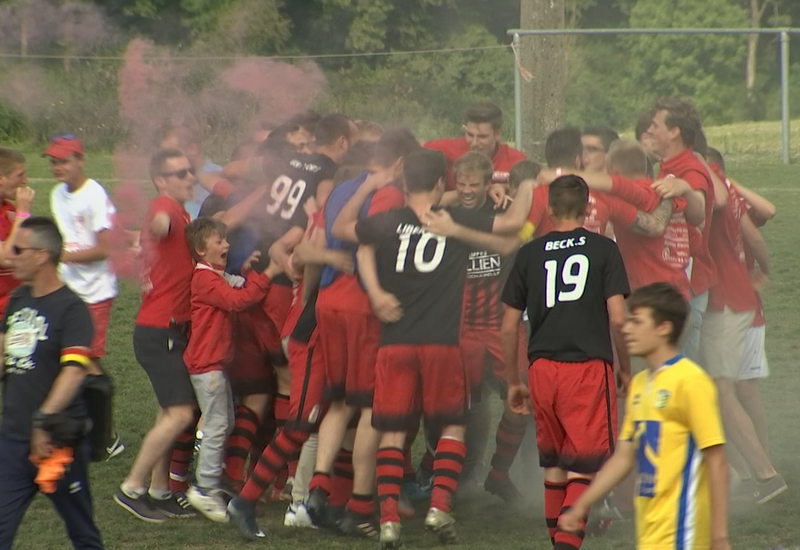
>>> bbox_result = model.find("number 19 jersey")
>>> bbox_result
[502,228,630,364]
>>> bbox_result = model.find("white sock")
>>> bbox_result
[148,488,172,500]
[121,485,146,499]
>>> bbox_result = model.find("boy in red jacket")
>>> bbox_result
[182,218,281,522]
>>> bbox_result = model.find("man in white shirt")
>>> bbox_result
[44,134,125,460]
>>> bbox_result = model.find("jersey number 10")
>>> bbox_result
[544,254,589,308]
[396,233,446,273]
[267,176,307,220]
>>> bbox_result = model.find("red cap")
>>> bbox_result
[43,136,84,159]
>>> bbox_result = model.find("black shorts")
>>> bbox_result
[133,325,196,408]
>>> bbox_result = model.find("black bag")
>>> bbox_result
[83,373,114,462]
[42,413,91,446]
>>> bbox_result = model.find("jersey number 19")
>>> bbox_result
[544,254,589,308]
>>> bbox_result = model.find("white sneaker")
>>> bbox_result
[284,502,317,529]
[186,486,229,523]
[106,434,126,461]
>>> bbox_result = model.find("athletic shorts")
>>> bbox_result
[228,313,274,397]
[263,284,294,336]
[529,358,616,474]
[87,299,114,359]
[286,332,326,433]
[739,325,769,381]
[460,326,528,402]
[372,344,468,433]
[699,308,755,380]
[316,306,381,406]
[133,325,196,408]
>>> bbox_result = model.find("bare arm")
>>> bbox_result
[0,186,34,267]
[607,294,631,393]
[491,180,534,234]
[357,244,403,323]
[694,153,728,210]
[703,444,730,545]
[740,213,769,276]
[422,209,519,256]
[501,306,523,387]
[38,363,88,416]
[215,185,269,228]
[269,226,304,273]
[651,178,705,228]
[150,211,171,239]
[730,179,775,223]
[627,199,674,237]
[61,230,112,263]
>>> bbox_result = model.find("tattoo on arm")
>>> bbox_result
[629,199,673,237]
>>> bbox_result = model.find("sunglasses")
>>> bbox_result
[161,168,195,180]
[13,246,42,255]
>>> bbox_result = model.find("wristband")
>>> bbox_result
[32,410,47,429]
[16,212,30,221]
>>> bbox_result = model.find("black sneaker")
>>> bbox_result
[114,489,168,524]
[227,496,266,540]
[150,493,197,518]
[304,487,329,527]
[484,474,523,505]
[338,509,380,540]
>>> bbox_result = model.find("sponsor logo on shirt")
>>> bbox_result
[4,307,49,375]
[467,251,501,279]
[289,159,322,173]
[634,420,661,498]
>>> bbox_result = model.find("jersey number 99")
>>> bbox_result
[267,176,307,220]
[544,254,589,308]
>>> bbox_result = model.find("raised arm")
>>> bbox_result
[627,199,674,237]
[491,180,534,235]
[651,177,705,228]
[422,209,520,256]
[730,179,775,224]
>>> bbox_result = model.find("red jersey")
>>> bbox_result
[281,209,324,339]
[657,149,717,296]
[135,196,194,328]
[528,184,637,237]
[0,200,20,312]
[184,263,271,374]
[424,137,526,190]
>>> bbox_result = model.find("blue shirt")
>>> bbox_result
[185,158,222,220]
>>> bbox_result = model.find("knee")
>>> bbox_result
[166,405,196,430]
[736,380,759,402]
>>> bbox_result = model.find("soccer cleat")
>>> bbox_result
[337,509,380,539]
[284,502,317,529]
[402,478,430,503]
[281,477,294,502]
[149,492,197,518]
[106,434,126,461]
[304,487,329,527]
[227,496,266,540]
[424,507,457,544]
[114,489,167,524]
[380,521,403,549]
[586,496,626,536]
[186,486,229,523]
[484,474,523,505]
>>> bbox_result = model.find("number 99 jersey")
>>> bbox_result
[355,206,494,346]
[502,227,630,365]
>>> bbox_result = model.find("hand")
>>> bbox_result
[651,177,689,199]
[750,268,768,291]
[616,370,631,397]
[710,537,731,550]
[324,250,354,274]
[264,259,284,279]
[31,427,52,460]
[507,383,531,415]
[488,184,509,209]
[15,185,34,214]
[369,289,403,323]
[421,209,457,237]
[558,506,587,534]
[364,169,394,191]
[242,250,261,272]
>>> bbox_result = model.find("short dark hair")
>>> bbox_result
[21,217,63,265]
[453,151,493,185]
[548,175,589,220]
[373,127,420,168]
[185,217,227,262]
[707,147,725,172]
[583,126,620,152]
[149,149,186,182]
[289,110,322,133]
[693,129,709,159]
[627,283,688,344]
[464,102,503,131]
[508,159,541,190]
[403,149,446,194]
[0,148,25,176]
[258,129,295,157]
[607,139,651,179]
[653,97,702,149]
[314,113,354,147]
[545,127,583,168]
[635,110,654,141]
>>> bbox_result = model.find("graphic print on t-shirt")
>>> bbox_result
[4,307,48,375]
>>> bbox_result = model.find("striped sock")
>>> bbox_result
[309,471,332,496]
[346,493,375,516]
[544,481,568,544]
[330,449,354,508]
[169,421,196,494]
[224,405,259,484]
[554,478,590,549]
[248,416,275,479]
[271,394,291,491]
[430,438,466,513]
[488,415,526,478]
[376,447,404,524]
[239,428,308,502]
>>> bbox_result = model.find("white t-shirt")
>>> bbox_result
[50,178,118,304]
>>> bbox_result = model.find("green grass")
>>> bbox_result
[9,146,800,548]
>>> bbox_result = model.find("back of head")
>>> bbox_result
[373,127,420,168]
[404,149,446,194]
[0,147,25,176]
[545,127,583,168]
[693,130,709,159]
[290,110,322,133]
[652,96,702,148]
[314,113,354,147]
[334,141,376,185]
[627,282,688,344]
[149,149,186,182]
[508,159,542,190]
[185,217,227,262]
[635,109,655,142]
[607,139,652,179]
[583,126,619,152]
[355,120,384,143]
[158,124,198,150]
[548,175,589,220]
[707,147,725,172]
[453,151,493,185]
[464,102,503,131]
[21,216,63,265]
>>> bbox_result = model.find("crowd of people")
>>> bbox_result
[0,97,785,550]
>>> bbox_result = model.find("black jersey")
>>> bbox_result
[355,206,494,346]
[502,228,629,364]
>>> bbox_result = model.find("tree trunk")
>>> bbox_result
[519,0,566,161]
[20,8,28,57]
[745,0,760,104]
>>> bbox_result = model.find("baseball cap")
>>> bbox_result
[43,135,84,160]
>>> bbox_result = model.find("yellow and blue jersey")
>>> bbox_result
[619,355,725,549]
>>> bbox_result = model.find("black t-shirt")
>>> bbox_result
[502,228,629,364]
[1,285,94,441]
[355,206,494,346]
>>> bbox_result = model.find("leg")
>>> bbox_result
[308,400,356,495]
[485,401,528,502]
[463,385,491,482]
[0,435,38,550]
[340,409,381,539]
[679,291,708,363]
[292,435,317,503]
[736,380,768,453]
[543,468,568,545]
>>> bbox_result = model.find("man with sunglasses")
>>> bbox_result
[0,148,35,314]
[44,135,126,463]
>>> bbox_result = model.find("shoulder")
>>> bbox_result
[51,183,68,198]
[674,358,714,384]
[424,138,465,156]
[499,143,526,161]
[86,179,111,198]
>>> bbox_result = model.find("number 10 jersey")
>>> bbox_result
[502,227,630,364]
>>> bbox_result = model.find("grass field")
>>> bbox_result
[8,148,800,549]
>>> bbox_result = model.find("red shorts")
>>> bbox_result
[316,306,381,406]
[460,326,528,401]
[263,284,294,335]
[529,358,617,474]
[228,313,274,397]
[87,299,113,359]
[286,332,327,432]
[372,344,468,432]
[241,303,284,364]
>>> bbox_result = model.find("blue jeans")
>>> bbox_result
[680,291,708,363]
[0,434,104,550]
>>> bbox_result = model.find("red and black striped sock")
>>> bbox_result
[376,447,404,524]
[346,493,374,516]
[554,478,590,549]
[544,481,568,544]
[271,394,291,490]
[430,438,466,513]
[240,428,309,502]
[488,415,527,480]
[330,449,354,508]
[309,471,332,496]
[224,405,259,484]
[248,414,276,478]
[169,421,196,494]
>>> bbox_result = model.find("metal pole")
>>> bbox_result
[781,31,790,164]
[513,33,523,151]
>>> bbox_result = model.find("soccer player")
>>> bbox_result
[581,126,619,173]
[425,102,525,188]
[0,148,34,312]
[115,150,198,522]
[500,175,630,550]
[559,283,730,550]
[45,135,124,460]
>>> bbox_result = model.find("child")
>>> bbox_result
[559,283,730,550]
[182,218,281,522]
